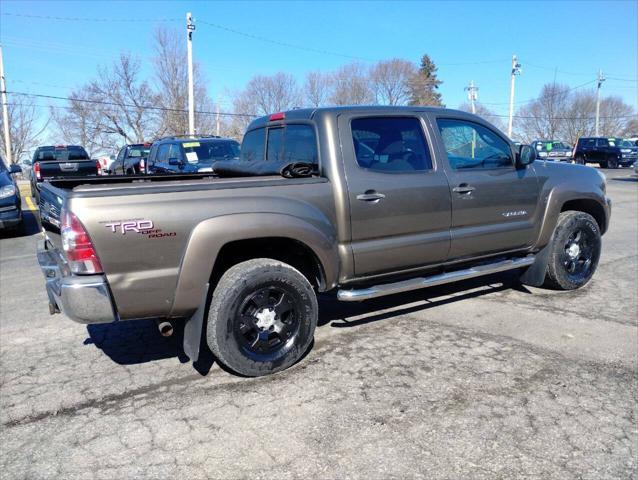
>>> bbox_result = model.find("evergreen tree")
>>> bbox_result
[409,54,443,106]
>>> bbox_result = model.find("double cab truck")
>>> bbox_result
[37,106,611,377]
[30,145,98,204]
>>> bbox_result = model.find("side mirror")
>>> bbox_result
[168,157,181,166]
[517,145,536,168]
[9,164,22,174]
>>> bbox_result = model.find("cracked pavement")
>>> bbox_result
[1,169,637,479]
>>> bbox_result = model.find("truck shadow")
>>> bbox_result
[84,271,528,374]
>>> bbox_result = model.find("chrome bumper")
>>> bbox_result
[37,238,118,324]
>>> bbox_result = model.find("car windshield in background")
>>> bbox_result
[619,139,634,147]
[182,140,240,165]
[127,147,151,158]
[35,146,89,161]
[539,141,568,150]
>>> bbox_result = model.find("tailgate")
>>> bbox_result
[40,160,98,179]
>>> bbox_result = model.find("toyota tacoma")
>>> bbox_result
[36,107,611,376]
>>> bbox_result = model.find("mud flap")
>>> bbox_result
[182,283,209,362]
[519,246,550,287]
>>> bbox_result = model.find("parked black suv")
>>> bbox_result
[145,136,240,174]
[573,137,638,169]
[108,143,152,175]
[530,140,573,162]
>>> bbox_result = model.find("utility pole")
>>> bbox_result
[465,80,478,114]
[186,12,195,137]
[595,69,605,136]
[0,44,12,164]
[507,55,522,138]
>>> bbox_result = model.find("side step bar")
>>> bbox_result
[337,256,535,302]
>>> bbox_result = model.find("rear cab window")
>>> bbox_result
[241,124,318,166]
[34,146,89,162]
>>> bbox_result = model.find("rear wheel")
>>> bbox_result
[543,211,601,290]
[206,258,318,377]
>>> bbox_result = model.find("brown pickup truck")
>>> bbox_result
[37,106,611,376]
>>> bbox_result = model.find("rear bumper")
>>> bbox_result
[37,238,118,324]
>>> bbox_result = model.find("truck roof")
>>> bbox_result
[247,105,463,130]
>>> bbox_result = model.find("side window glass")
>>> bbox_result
[267,127,284,162]
[168,144,182,161]
[597,139,608,147]
[240,128,265,162]
[351,117,432,172]
[437,119,512,169]
[157,144,170,163]
[586,139,596,147]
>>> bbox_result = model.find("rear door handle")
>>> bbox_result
[452,184,476,194]
[356,191,386,202]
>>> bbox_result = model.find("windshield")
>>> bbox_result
[34,146,90,161]
[126,146,151,159]
[182,140,240,165]
[619,139,634,148]
[538,141,568,151]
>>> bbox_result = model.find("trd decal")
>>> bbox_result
[104,220,154,234]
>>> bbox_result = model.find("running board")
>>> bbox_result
[337,256,535,301]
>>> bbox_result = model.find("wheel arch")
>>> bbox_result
[560,198,607,233]
[169,213,339,318]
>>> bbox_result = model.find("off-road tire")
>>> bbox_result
[206,258,318,377]
[543,211,601,290]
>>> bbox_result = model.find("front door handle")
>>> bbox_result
[452,184,475,194]
[357,190,386,202]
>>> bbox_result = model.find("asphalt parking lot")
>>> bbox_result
[1,169,636,479]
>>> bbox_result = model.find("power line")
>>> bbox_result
[482,79,597,107]
[1,12,179,22]
[6,90,258,118]
[6,93,635,121]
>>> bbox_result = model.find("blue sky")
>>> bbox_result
[1,0,637,119]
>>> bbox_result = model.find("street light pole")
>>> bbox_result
[465,80,478,114]
[507,55,522,138]
[595,70,605,136]
[186,12,195,137]
[0,44,12,164]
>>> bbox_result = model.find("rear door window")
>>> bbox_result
[351,117,432,172]
[240,128,266,162]
[157,144,170,163]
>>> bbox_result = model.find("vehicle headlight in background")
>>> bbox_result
[0,185,16,199]
[621,149,631,153]
[538,151,548,158]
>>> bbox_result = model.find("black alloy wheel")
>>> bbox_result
[234,286,301,359]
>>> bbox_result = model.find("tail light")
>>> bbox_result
[61,210,103,274]
[96,160,102,175]
[139,158,145,172]
[34,162,41,181]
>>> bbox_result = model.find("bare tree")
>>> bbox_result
[304,71,333,107]
[370,59,416,105]
[330,62,374,105]
[229,72,301,138]
[153,27,216,137]
[458,102,506,132]
[0,94,48,163]
[515,83,572,141]
[50,86,108,157]
[556,90,597,145]
[598,95,634,137]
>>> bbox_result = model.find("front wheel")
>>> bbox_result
[206,258,318,377]
[543,211,601,290]
[606,156,619,169]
